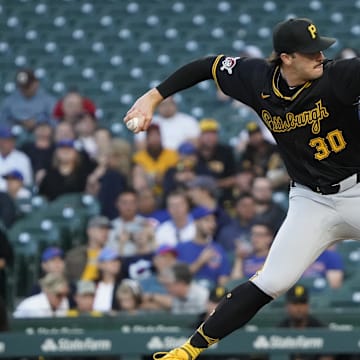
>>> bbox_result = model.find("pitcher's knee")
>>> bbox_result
[251,273,298,299]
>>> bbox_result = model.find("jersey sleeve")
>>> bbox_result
[212,55,269,107]
[328,58,360,105]
[156,56,215,98]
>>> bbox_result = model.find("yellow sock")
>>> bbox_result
[196,323,219,347]
[153,324,219,360]
[179,324,219,359]
[180,341,205,359]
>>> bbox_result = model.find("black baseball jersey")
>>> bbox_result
[212,55,360,188]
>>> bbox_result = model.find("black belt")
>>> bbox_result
[291,173,360,195]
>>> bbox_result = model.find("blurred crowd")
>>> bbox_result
[0,46,356,321]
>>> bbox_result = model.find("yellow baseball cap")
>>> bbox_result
[199,118,219,132]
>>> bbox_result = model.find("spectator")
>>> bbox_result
[134,96,200,151]
[53,121,98,178]
[176,206,231,287]
[235,118,276,156]
[41,247,65,275]
[136,187,170,225]
[107,138,133,183]
[74,112,98,160]
[232,167,256,199]
[1,170,31,200]
[106,189,147,255]
[301,245,344,289]
[239,122,289,192]
[142,262,209,314]
[231,221,274,280]
[65,215,112,283]
[54,121,76,143]
[155,190,195,247]
[13,273,69,318]
[163,141,198,200]
[93,127,112,165]
[68,280,98,316]
[32,246,76,309]
[120,220,156,281]
[239,121,279,177]
[140,244,178,294]
[0,68,56,131]
[53,90,96,123]
[20,122,55,185]
[196,118,236,205]
[216,193,257,252]
[133,124,179,196]
[38,139,96,201]
[251,176,286,233]
[0,228,13,304]
[186,175,232,239]
[278,285,335,360]
[115,279,143,314]
[30,247,66,295]
[93,248,122,313]
[85,143,128,220]
[0,126,33,188]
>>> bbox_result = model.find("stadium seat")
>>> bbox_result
[0,0,356,130]
[327,286,360,308]
[48,193,101,218]
[40,193,101,250]
[7,228,40,298]
[336,240,360,278]
[8,215,62,251]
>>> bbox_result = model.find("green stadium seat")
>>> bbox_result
[336,240,360,278]
[7,228,40,298]
[8,215,62,251]
[297,276,329,293]
[40,193,101,250]
[327,286,360,308]
[48,193,100,218]
[0,0,357,133]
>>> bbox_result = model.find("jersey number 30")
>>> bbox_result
[309,129,347,160]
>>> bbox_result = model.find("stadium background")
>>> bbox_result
[0,0,360,358]
[0,0,359,142]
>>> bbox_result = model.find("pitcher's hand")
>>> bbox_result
[124,88,164,133]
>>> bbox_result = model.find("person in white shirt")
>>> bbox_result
[13,273,69,318]
[0,127,33,188]
[92,248,122,313]
[106,189,146,256]
[155,190,195,247]
[134,96,200,151]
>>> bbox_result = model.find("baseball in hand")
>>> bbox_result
[126,117,141,132]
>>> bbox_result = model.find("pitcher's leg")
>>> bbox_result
[252,190,337,298]
[154,190,337,360]
[334,183,360,238]
[197,189,336,346]
[153,281,272,360]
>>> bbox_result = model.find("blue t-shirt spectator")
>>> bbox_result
[176,241,231,287]
[242,255,266,279]
[302,249,344,278]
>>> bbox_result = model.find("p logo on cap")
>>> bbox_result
[307,24,317,39]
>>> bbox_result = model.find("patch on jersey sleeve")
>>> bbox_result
[220,57,240,75]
